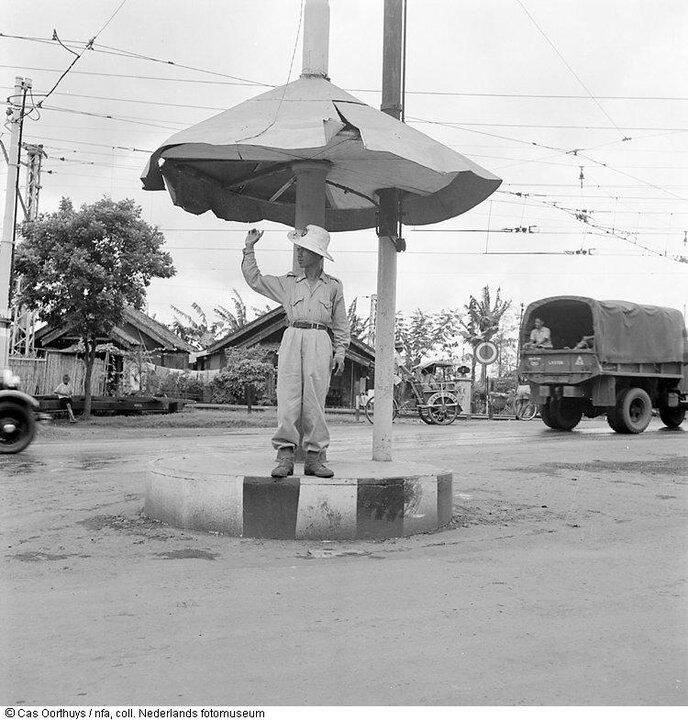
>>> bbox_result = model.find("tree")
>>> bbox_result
[170,303,221,349]
[15,197,175,418]
[171,290,274,349]
[493,310,519,377]
[347,298,369,341]
[459,285,512,386]
[394,307,464,367]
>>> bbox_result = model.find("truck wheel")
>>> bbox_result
[615,387,653,434]
[550,397,583,431]
[540,400,558,429]
[0,401,37,454]
[606,408,624,433]
[540,398,582,430]
[659,405,686,428]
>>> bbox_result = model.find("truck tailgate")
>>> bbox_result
[521,350,599,384]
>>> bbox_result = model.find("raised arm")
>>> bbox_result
[241,229,289,305]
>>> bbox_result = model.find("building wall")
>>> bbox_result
[197,325,373,408]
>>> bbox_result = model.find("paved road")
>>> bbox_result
[1,417,686,705]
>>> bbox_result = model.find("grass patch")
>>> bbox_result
[37,406,365,440]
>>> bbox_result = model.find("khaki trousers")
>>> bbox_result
[273,327,332,453]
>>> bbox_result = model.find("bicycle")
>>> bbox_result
[488,390,538,421]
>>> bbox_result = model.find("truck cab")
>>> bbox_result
[519,296,687,433]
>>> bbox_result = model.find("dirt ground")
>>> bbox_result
[0,414,686,705]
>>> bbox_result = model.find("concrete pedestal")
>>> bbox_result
[145,454,453,540]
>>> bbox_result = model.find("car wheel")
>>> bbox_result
[0,401,37,454]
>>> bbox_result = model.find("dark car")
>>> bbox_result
[1,368,39,453]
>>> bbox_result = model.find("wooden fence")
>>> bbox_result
[9,353,107,396]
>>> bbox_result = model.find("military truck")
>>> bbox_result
[519,296,688,433]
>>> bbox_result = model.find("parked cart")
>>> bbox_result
[365,360,462,425]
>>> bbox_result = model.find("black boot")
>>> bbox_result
[271,447,294,479]
[304,450,334,478]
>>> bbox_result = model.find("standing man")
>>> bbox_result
[242,225,350,479]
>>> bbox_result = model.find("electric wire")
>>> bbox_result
[515,0,626,139]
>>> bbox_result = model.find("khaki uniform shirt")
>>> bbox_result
[529,326,552,345]
[242,248,350,360]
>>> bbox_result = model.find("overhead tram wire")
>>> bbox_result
[8,85,687,136]
[3,61,688,101]
[0,34,275,88]
[498,189,686,263]
[515,0,627,140]
[31,0,130,111]
[7,31,685,244]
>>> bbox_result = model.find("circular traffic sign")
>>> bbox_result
[475,340,498,365]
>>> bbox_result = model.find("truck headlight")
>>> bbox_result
[2,368,20,388]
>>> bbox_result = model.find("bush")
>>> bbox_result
[158,372,206,400]
[209,347,274,405]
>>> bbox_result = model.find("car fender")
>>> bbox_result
[0,389,40,409]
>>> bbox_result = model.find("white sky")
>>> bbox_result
[3,0,688,326]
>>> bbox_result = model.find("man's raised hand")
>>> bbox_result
[245,228,264,248]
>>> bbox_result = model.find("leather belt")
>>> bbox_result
[290,321,329,331]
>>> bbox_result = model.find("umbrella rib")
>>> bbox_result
[325,180,378,207]
[269,175,296,202]
[225,161,294,190]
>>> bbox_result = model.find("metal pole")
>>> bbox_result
[373,0,405,461]
[292,160,330,458]
[292,160,330,269]
[11,143,44,356]
[301,0,330,78]
[0,77,27,367]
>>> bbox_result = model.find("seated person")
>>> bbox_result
[54,373,77,423]
[523,317,553,349]
[574,334,594,350]
[393,341,410,401]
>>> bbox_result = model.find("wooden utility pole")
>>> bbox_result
[0,77,30,367]
[373,0,405,461]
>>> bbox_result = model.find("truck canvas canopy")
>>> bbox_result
[521,296,688,365]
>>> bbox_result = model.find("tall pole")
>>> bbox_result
[292,160,330,270]
[10,143,45,356]
[291,1,332,458]
[291,0,331,273]
[0,77,29,367]
[373,0,405,461]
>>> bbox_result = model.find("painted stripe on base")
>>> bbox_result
[295,477,358,540]
[146,460,452,540]
[243,476,300,539]
[437,473,453,527]
[356,477,405,539]
[145,470,243,535]
[403,476,439,536]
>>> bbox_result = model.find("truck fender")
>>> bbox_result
[591,376,615,407]
[0,389,40,409]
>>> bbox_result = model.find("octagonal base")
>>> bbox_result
[145,454,452,540]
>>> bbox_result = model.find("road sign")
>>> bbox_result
[475,340,498,365]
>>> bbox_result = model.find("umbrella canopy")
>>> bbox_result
[141,77,501,231]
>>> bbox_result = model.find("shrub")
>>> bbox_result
[209,347,274,404]
[158,372,206,400]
